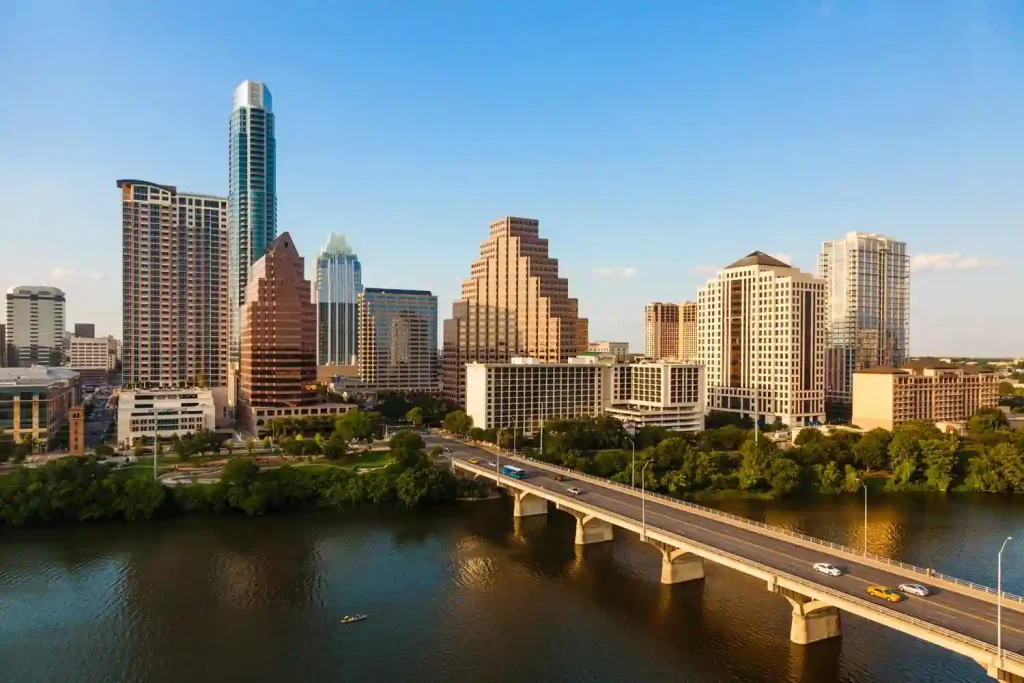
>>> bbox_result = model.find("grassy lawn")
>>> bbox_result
[294,450,396,472]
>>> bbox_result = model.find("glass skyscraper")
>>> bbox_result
[314,233,363,366]
[818,232,909,410]
[228,80,277,363]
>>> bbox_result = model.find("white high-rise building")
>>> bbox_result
[315,233,362,366]
[818,232,909,407]
[698,252,826,428]
[5,285,65,367]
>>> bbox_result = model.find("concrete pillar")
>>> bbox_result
[574,515,614,545]
[785,596,841,645]
[661,551,705,584]
[513,491,548,518]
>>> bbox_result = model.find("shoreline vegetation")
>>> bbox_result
[0,428,485,527]
[442,406,1024,500]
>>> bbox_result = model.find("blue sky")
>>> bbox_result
[1,1,1021,356]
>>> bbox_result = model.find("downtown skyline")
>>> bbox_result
[1,2,1021,356]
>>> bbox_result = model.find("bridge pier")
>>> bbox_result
[772,583,841,645]
[513,491,548,518]
[644,539,704,584]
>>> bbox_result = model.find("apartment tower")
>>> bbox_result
[644,302,679,360]
[118,180,228,388]
[315,233,363,366]
[442,216,588,405]
[818,232,909,409]
[5,285,66,367]
[358,288,438,392]
[678,301,698,361]
[229,80,277,364]
[698,252,826,428]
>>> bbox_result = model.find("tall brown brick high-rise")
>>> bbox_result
[238,233,317,428]
[442,216,588,406]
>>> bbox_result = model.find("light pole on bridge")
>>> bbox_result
[641,459,653,542]
[861,479,868,556]
[999,536,1013,669]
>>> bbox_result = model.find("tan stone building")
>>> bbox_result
[358,287,438,392]
[442,216,587,406]
[238,233,352,435]
[644,302,679,360]
[852,362,999,431]
[698,252,827,428]
[588,340,630,361]
[678,301,698,361]
[117,179,228,389]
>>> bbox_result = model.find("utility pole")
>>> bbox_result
[999,536,1013,669]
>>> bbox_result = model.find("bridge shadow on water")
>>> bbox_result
[461,497,845,683]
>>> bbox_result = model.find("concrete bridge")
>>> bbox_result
[433,435,1024,681]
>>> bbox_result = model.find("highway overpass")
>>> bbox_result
[430,434,1024,682]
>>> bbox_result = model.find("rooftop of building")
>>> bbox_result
[6,284,66,296]
[319,233,357,257]
[855,359,996,376]
[0,366,79,387]
[363,287,434,296]
[725,251,793,269]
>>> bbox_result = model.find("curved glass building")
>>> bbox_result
[314,233,363,366]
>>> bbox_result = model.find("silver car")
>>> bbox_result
[898,583,930,597]
[812,562,842,577]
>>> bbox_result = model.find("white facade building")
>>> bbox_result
[588,341,630,361]
[698,252,826,428]
[464,357,705,433]
[70,336,114,372]
[117,388,217,445]
[5,285,65,367]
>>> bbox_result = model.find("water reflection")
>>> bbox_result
[0,495,1018,683]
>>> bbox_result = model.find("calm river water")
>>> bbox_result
[2,494,1023,682]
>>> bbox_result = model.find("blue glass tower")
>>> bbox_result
[229,80,277,363]
[314,234,363,366]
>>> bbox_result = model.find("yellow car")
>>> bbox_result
[866,585,902,603]
[467,458,480,465]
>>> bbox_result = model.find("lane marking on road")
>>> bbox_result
[449,450,1024,641]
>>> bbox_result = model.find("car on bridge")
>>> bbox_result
[812,562,842,577]
[468,458,480,464]
[866,585,903,602]
[566,487,583,496]
[898,583,931,597]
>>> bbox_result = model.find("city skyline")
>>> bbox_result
[1,3,1021,356]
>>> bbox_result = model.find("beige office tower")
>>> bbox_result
[442,216,587,406]
[118,180,228,389]
[677,301,698,361]
[644,302,679,360]
[698,252,826,428]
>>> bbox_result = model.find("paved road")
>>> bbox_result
[428,434,1024,656]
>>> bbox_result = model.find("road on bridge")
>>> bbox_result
[428,434,1024,657]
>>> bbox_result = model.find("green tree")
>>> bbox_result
[94,443,114,458]
[406,407,424,427]
[738,436,777,490]
[133,438,146,458]
[118,477,167,521]
[814,461,842,492]
[335,409,382,443]
[245,439,255,455]
[769,457,801,495]
[969,407,1009,435]
[853,428,891,472]
[965,443,1024,492]
[322,437,348,461]
[921,436,958,491]
[262,436,272,450]
[390,430,425,456]
[442,410,473,436]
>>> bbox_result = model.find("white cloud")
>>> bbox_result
[911,252,1002,272]
[768,252,793,265]
[592,266,637,279]
[49,267,104,281]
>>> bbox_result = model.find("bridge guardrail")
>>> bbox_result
[459,457,1024,673]
[454,438,1024,606]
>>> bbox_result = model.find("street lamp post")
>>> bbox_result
[625,435,636,489]
[999,536,1013,668]
[641,460,653,541]
[862,480,868,556]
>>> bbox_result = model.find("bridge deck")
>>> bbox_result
[432,434,1024,678]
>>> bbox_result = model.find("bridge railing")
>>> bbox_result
[464,457,1024,672]
[454,439,1024,606]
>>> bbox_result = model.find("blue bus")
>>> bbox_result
[501,465,526,480]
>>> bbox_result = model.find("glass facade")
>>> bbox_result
[358,288,438,392]
[314,234,363,366]
[228,81,277,363]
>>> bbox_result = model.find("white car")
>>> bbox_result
[812,562,842,577]
[899,583,930,597]
[566,487,583,496]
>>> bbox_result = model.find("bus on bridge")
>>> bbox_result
[501,465,527,480]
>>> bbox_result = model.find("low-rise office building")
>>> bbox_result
[464,357,705,433]
[0,366,80,447]
[70,336,114,383]
[852,362,999,431]
[117,388,216,445]
[588,341,630,361]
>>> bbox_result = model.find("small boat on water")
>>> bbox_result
[340,614,367,624]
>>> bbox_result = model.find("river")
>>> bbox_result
[1,493,1022,682]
